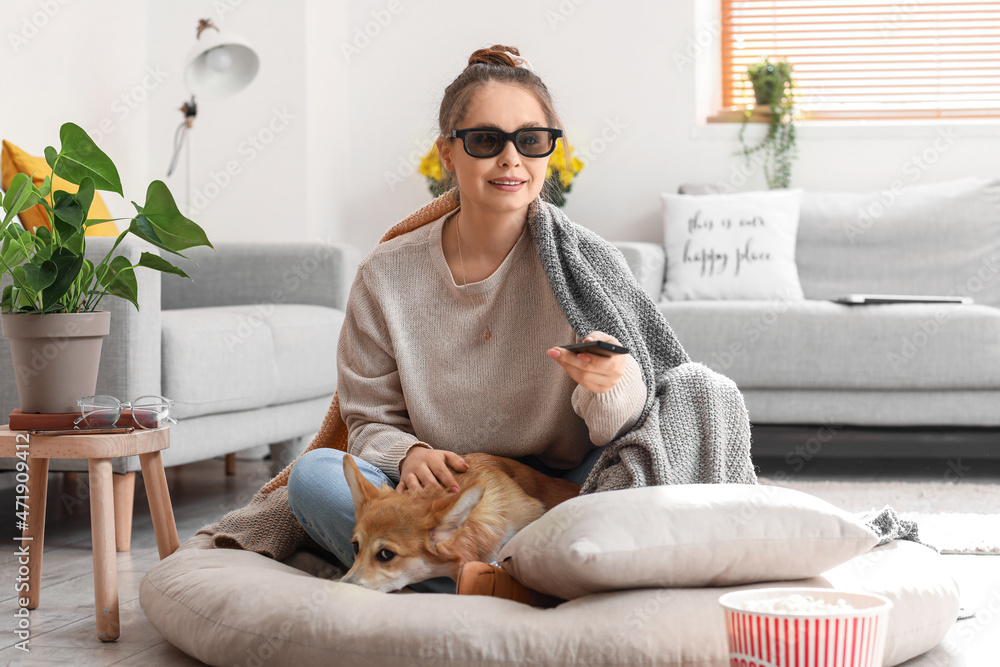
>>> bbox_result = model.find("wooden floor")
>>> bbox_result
[0,455,996,666]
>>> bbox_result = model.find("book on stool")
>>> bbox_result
[8,409,146,432]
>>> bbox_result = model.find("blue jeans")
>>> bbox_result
[286,446,603,594]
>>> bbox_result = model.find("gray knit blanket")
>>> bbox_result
[859,505,937,552]
[526,199,757,492]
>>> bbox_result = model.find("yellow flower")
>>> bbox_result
[546,139,584,188]
[419,143,445,182]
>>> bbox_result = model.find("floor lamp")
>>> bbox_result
[167,19,260,215]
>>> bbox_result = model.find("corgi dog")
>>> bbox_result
[340,452,581,593]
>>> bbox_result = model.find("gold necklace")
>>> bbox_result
[455,212,493,342]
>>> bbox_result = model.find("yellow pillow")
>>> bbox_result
[1,139,118,237]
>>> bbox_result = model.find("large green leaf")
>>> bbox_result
[44,146,58,170]
[23,259,57,292]
[78,259,94,292]
[75,176,95,213]
[1,223,33,269]
[96,255,138,310]
[51,123,123,196]
[52,190,85,236]
[136,251,190,279]
[2,173,40,227]
[129,181,212,254]
[1,284,12,312]
[9,266,37,307]
[33,226,53,252]
[40,247,84,312]
[63,225,86,255]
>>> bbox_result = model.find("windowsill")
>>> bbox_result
[693,111,1000,140]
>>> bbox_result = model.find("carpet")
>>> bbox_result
[759,477,1000,555]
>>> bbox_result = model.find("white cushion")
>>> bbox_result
[140,533,957,667]
[497,484,879,599]
[661,188,805,300]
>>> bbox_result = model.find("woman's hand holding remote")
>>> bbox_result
[397,446,469,494]
[547,331,628,394]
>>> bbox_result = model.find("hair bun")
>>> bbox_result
[468,44,522,69]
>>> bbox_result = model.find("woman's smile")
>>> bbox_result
[488,177,527,192]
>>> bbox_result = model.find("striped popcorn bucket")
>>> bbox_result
[719,588,893,667]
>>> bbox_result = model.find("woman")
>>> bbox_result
[285,45,650,594]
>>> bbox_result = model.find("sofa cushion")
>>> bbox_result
[497,484,878,600]
[796,177,1000,307]
[661,299,1000,390]
[660,189,805,300]
[162,304,342,419]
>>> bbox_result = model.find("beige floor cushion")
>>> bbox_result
[140,534,958,666]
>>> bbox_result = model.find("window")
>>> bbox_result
[719,0,1000,120]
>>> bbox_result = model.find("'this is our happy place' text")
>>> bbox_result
[681,210,772,277]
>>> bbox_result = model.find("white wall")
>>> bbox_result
[1,0,150,222]
[4,0,998,253]
[147,0,313,245]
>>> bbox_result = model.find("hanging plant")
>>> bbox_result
[735,58,797,189]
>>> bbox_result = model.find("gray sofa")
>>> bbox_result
[613,176,1000,439]
[1,237,359,476]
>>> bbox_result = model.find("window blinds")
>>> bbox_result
[721,0,1000,119]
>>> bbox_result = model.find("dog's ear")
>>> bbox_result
[343,454,381,517]
[429,484,484,549]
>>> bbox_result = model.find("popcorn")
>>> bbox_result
[741,593,857,614]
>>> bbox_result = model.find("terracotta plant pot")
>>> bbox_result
[1,311,111,414]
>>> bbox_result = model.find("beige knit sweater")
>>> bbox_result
[341,210,647,479]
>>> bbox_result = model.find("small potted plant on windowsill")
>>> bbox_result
[0,122,212,414]
[736,58,798,189]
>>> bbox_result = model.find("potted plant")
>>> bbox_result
[735,58,797,189]
[418,137,584,207]
[1,122,212,413]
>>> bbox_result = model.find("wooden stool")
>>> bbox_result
[0,425,179,642]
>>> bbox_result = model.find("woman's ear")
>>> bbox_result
[437,136,456,173]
